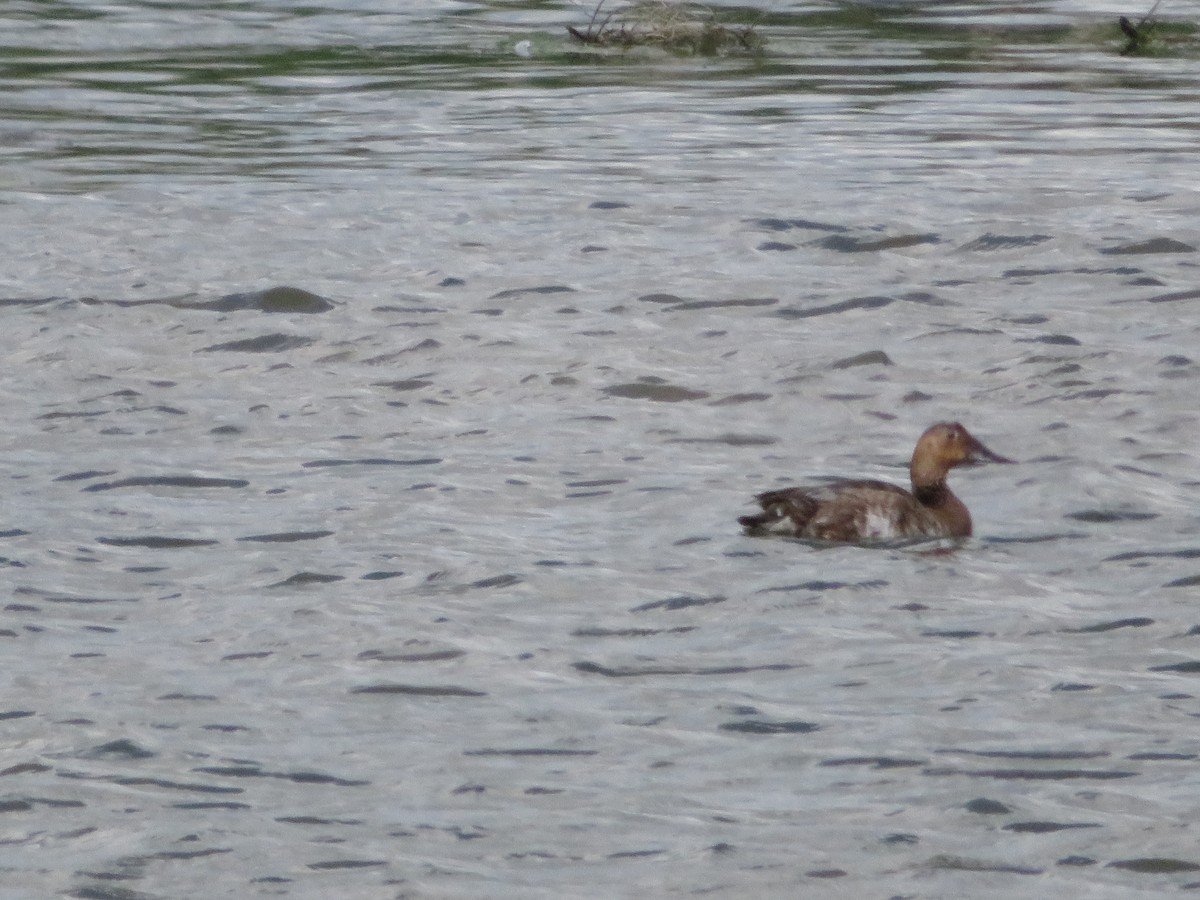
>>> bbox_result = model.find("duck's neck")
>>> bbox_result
[912,481,949,508]
[912,477,973,536]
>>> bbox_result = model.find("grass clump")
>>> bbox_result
[1119,0,1161,54]
[567,1,764,55]
[1117,0,1199,55]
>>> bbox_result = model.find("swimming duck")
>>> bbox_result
[739,422,1012,542]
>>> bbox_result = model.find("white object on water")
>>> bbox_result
[514,40,533,58]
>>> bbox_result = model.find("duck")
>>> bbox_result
[738,422,1012,543]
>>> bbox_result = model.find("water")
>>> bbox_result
[3,1,1200,897]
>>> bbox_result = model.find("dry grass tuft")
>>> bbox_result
[567,1,763,55]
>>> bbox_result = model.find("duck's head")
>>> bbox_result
[911,421,1013,485]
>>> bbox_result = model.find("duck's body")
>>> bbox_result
[739,422,1011,543]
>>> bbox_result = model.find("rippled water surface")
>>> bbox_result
[3,1,1200,897]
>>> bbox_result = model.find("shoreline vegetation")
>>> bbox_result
[564,0,1192,58]
[1120,0,1163,54]
[566,0,764,55]
[1117,0,1198,55]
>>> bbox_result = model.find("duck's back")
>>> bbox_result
[740,479,961,542]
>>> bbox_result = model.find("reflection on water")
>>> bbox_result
[2,1,1200,897]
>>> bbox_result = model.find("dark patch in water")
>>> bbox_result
[97,536,219,549]
[158,693,217,701]
[964,798,1010,815]
[489,285,576,299]
[923,767,1135,780]
[926,855,1043,875]
[922,630,984,639]
[81,739,155,760]
[573,660,797,678]
[38,409,106,420]
[236,531,333,543]
[55,470,117,482]
[1165,574,1200,588]
[278,815,364,825]
[708,393,772,406]
[985,533,1087,544]
[199,333,314,353]
[938,749,1108,760]
[719,720,820,734]
[1062,617,1153,633]
[1148,660,1200,673]
[350,683,486,697]
[38,594,136,604]
[1126,752,1196,761]
[814,232,940,252]
[302,457,440,467]
[601,383,710,402]
[1107,858,1200,873]
[0,761,50,775]
[189,286,336,314]
[1065,509,1157,523]
[666,297,777,311]
[191,767,366,787]
[1017,334,1081,346]
[1143,288,1200,304]
[758,579,886,593]
[1006,265,1143,278]
[308,859,388,871]
[1101,238,1195,255]
[631,595,725,612]
[1062,389,1128,401]
[358,648,464,663]
[751,217,848,233]
[665,433,775,446]
[608,849,665,859]
[464,747,597,756]
[821,756,924,769]
[0,297,60,308]
[374,378,433,391]
[960,233,1051,251]
[830,350,892,369]
[471,574,522,589]
[376,304,446,315]
[1003,821,1101,833]
[775,295,893,319]
[84,476,249,492]
[114,779,239,799]
[571,626,696,637]
[268,572,344,587]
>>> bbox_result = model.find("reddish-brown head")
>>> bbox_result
[910,422,1013,488]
